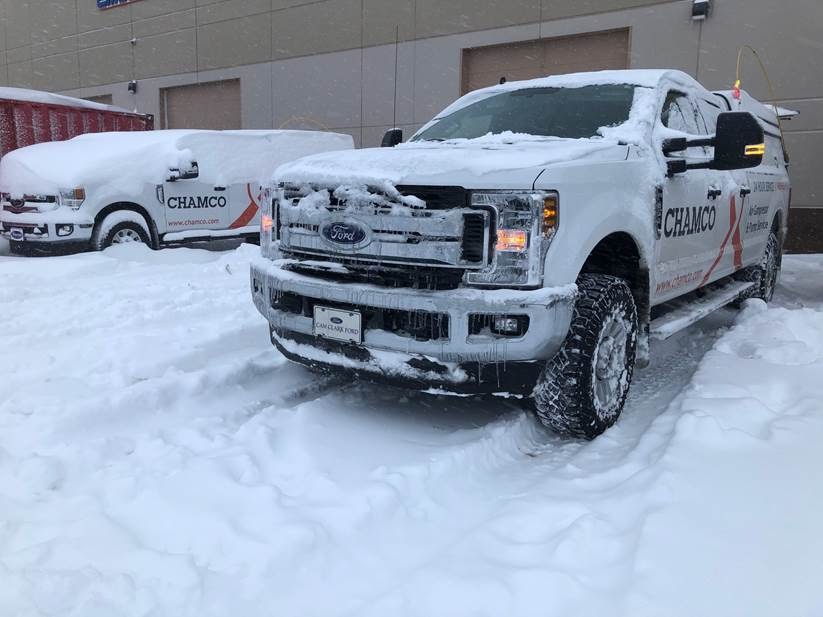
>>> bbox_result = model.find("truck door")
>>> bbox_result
[163,166,232,234]
[654,90,724,303]
[732,131,786,268]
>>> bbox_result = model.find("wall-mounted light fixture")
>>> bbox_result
[128,80,138,94]
[692,0,711,20]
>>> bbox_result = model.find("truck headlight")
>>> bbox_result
[58,187,86,209]
[466,190,558,287]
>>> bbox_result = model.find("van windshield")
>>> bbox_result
[412,84,637,142]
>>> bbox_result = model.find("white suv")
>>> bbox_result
[0,130,352,254]
[250,69,791,439]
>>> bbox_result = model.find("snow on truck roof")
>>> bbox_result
[0,129,353,196]
[0,86,139,114]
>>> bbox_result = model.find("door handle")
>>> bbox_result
[707,187,722,200]
[739,186,751,197]
[214,186,227,192]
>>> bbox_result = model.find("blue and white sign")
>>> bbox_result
[97,0,141,9]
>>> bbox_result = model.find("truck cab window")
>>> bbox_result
[661,91,701,135]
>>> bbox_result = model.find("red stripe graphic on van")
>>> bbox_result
[229,184,260,229]
[700,193,738,286]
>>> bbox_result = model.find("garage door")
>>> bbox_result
[160,79,241,129]
[461,29,630,95]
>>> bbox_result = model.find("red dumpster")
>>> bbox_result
[0,87,153,158]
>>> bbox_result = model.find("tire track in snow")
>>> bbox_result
[267,309,737,615]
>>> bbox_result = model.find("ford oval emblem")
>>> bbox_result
[330,316,343,324]
[319,219,371,249]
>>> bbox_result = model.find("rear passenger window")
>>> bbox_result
[696,98,722,133]
[765,135,784,168]
[661,91,700,134]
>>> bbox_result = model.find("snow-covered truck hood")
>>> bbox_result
[275,137,629,190]
[0,129,353,197]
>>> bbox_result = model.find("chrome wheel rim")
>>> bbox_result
[112,228,142,244]
[593,311,629,415]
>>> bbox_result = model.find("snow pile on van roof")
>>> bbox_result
[0,86,131,113]
[0,129,353,196]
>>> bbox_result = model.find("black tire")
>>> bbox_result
[736,232,780,303]
[92,220,151,251]
[532,274,638,440]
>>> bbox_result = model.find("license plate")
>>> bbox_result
[9,228,24,241]
[313,306,362,343]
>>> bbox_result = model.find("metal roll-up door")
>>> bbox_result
[461,29,630,95]
[160,79,241,130]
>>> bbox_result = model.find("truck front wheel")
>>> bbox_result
[91,211,152,251]
[532,274,638,440]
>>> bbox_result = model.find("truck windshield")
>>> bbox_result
[412,84,637,142]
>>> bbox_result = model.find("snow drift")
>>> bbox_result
[0,247,821,617]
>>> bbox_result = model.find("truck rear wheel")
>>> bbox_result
[532,274,638,440]
[737,231,780,303]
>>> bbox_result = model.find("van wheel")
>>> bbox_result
[737,232,780,303]
[532,274,638,440]
[91,212,152,251]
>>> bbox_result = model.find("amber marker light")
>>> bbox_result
[261,214,274,232]
[543,194,558,236]
[745,143,766,156]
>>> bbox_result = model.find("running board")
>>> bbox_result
[650,280,755,340]
[163,225,257,242]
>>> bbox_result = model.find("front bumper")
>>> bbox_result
[250,258,576,393]
[0,207,94,244]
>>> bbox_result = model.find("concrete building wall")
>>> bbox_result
[0,0,820,249]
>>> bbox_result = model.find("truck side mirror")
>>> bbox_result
[167,161,199,182]
[381,128,403,147]
[663,111,764,176]
[711,112,765,170]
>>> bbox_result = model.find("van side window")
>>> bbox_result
[661,91,700,134]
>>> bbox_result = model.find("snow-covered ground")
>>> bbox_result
[1,244,821,617]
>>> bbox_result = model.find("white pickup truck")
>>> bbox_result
[250,69,791,439]
[0,129,352,254]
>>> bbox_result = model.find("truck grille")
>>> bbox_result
[284,261,464,291]
[271,290,450,342]
[461,213,486,262]
[278,185,492,271]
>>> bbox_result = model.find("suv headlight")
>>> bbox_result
[58,187,86,209]
[466,190,558,287]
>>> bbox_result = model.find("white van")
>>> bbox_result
[0,129,353,254]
